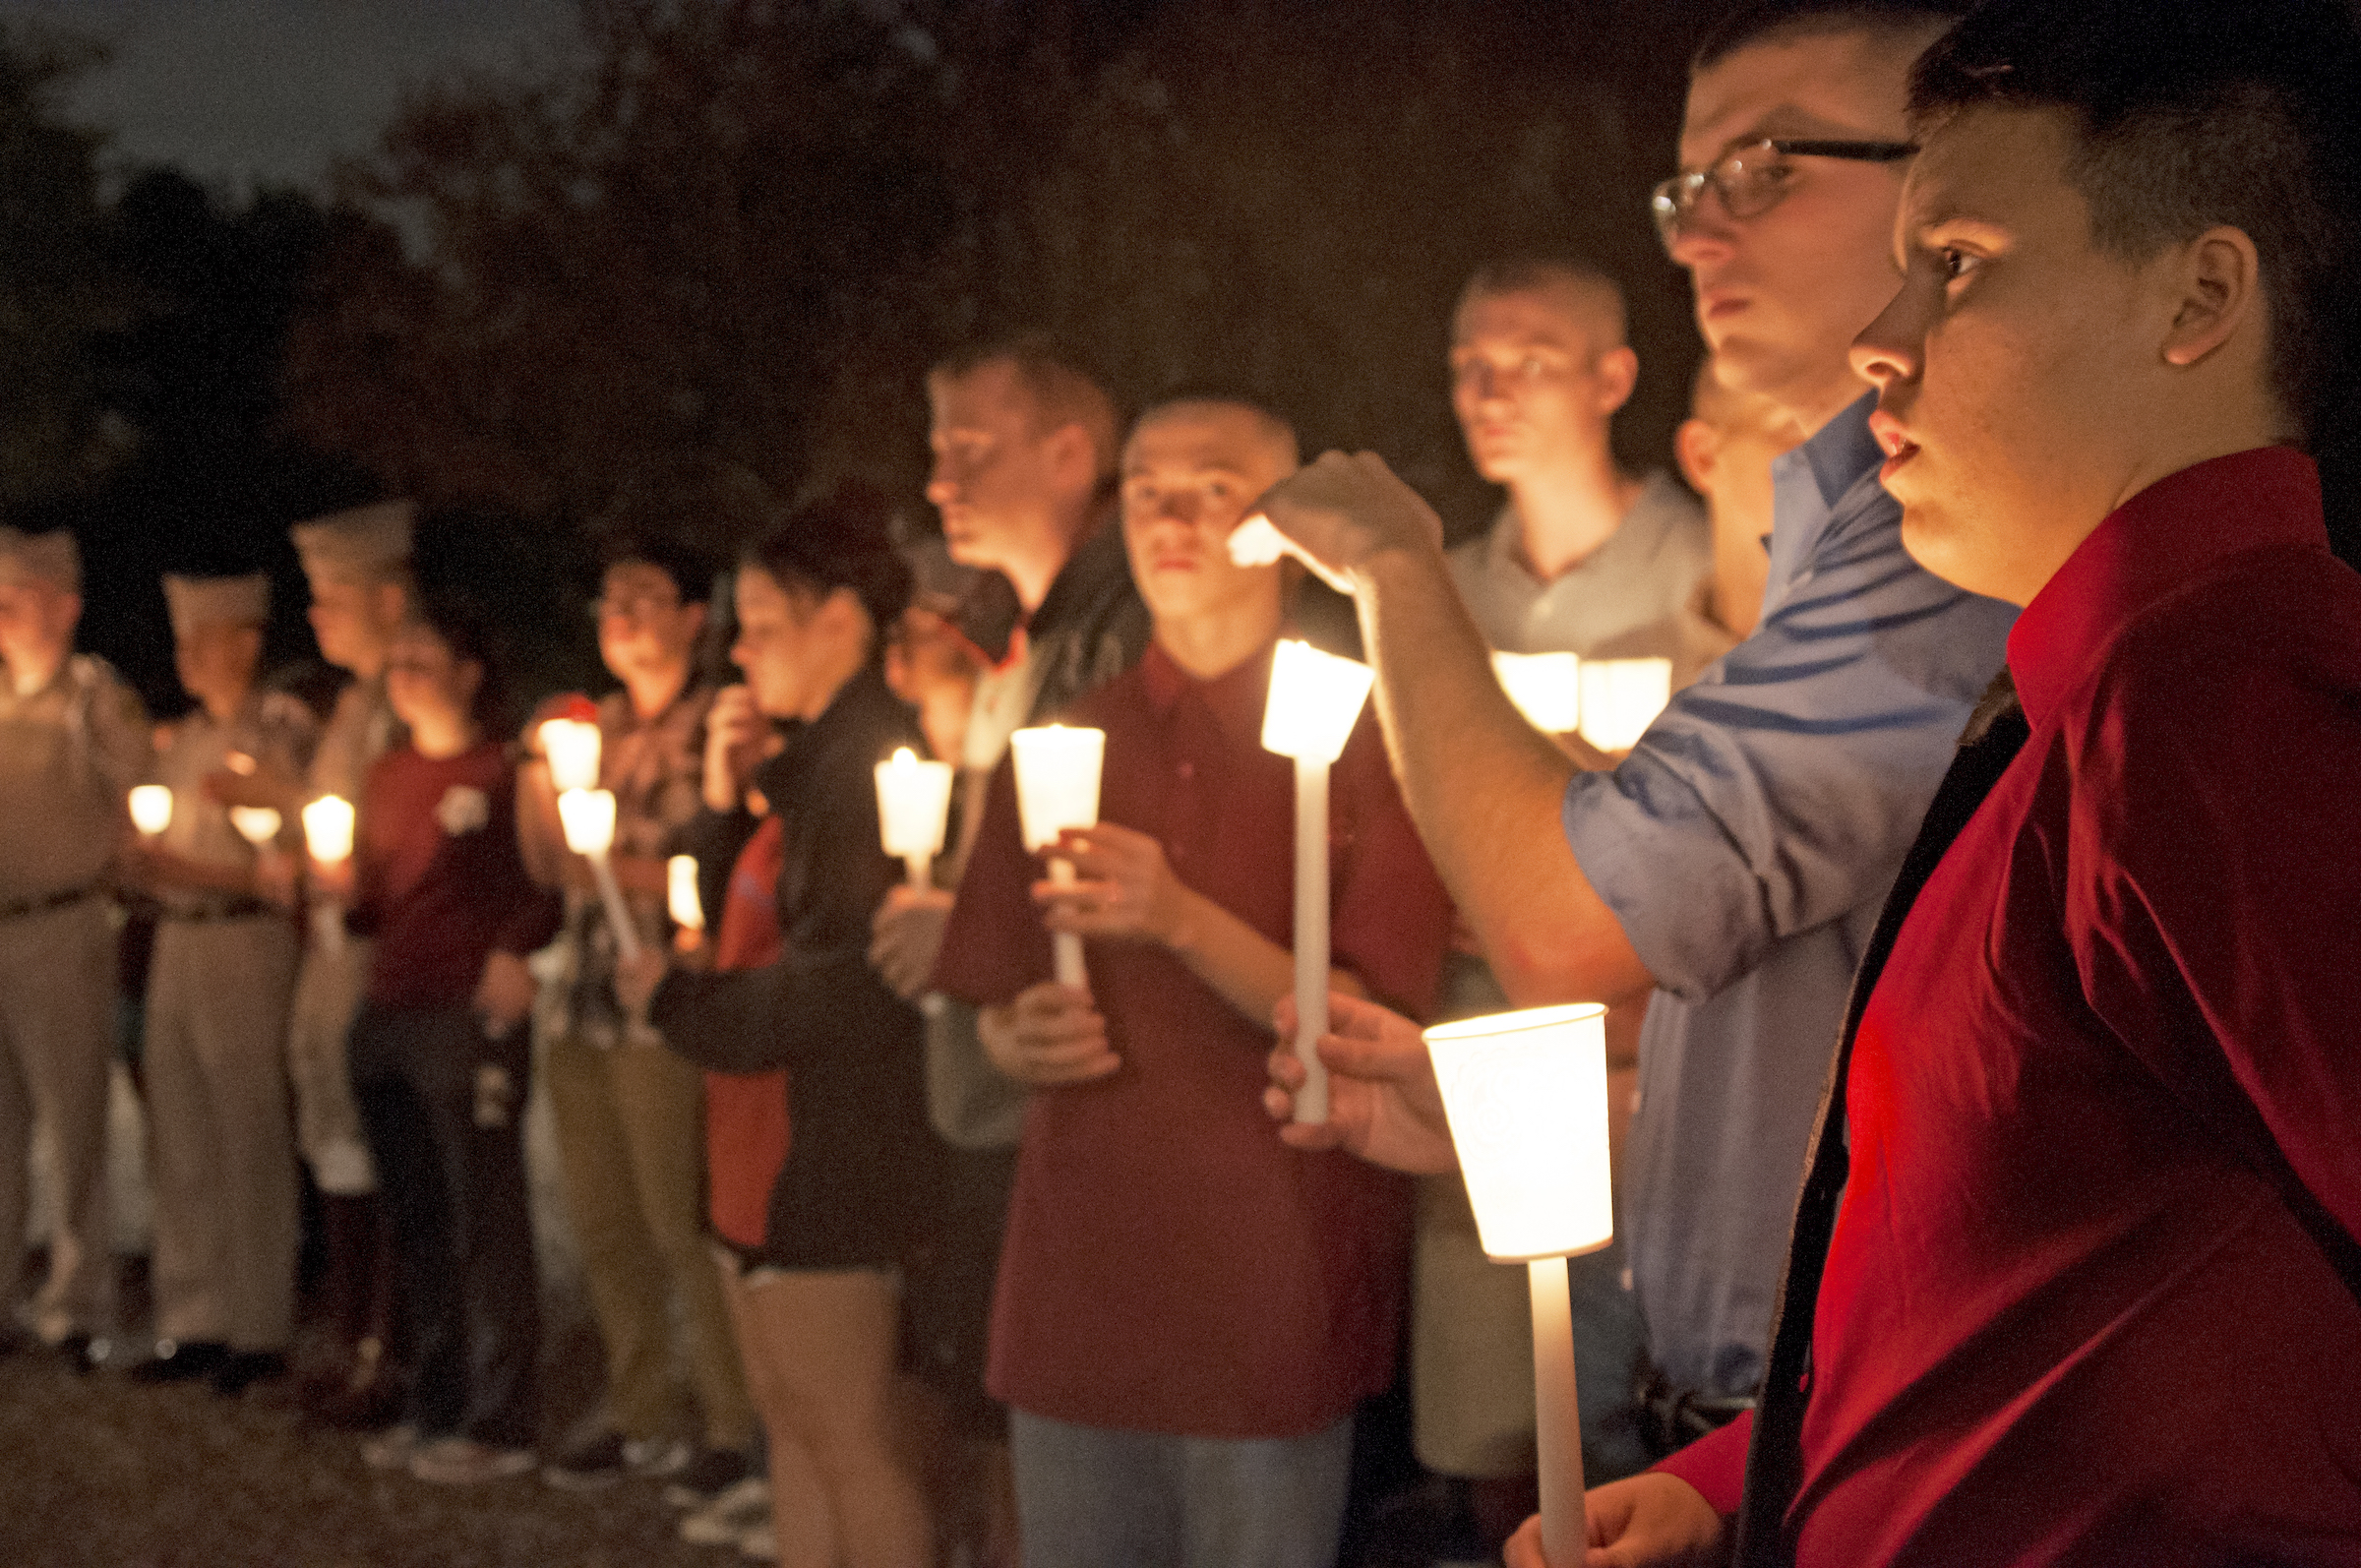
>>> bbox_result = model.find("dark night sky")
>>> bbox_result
[0,0,577,193]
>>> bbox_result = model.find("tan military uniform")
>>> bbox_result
[0,653,150,1341]
[286,677,398,1195]
[144,690,316,1352]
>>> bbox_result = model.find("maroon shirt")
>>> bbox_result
[933,639,1455,1439]
[352,741,560,1010]
[1664,449,2361,1562]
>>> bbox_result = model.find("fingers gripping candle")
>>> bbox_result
[1008,725,1105,991]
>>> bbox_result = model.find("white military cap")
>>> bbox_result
[291,501,414,584]
[163,573,271,635]
[0,527,83,593]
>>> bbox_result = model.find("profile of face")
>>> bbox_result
[383,621,483,736]
[0,580,78,674]
[1851,105,2231,605]
[1118,404,1295,625]
[1677,364,1803,636]
[731,566,865,721]
[173,621,264,711]
[1451,285,1638,486]
[1672,29,1931,423]
[597,560,706,687]
[926,360,1093,573]
[307,573,405,675]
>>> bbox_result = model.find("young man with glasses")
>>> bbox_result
[1257,0,2013,1458]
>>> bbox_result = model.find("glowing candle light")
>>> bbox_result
[1228,513,1357,596]
[129,785,173,839]
[1576,658,1672,754]
[1491,651,1583,735]
[539,717,603,793]
[1009,725,1106,991]
[1259,638,1375,1125]
[667,854,703,934]
[301,796,356,865]
[875,746,955,890]
[557,787,642,962]
[1424,1003,1615,1568]
[229,806,283,848]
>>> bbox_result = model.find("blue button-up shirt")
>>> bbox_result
[1561,393,2018,1397]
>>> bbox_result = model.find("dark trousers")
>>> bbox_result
[348,1003,540,1448]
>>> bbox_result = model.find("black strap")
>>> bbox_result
[1732,674,2027,1568]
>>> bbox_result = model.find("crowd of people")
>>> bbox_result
[1,0,2357,1564]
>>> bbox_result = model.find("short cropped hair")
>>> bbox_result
[598,533,719,609]
[743,482,913,649]
[931,333,1122,482]
[1692,0,1970,75]
[405,584,513,736]
[1456,258,1630,348]
[1129,392,1302,471]
[1909,0,2361,445]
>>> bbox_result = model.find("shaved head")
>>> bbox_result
[1455,259,1628,351]
[1129,397,1301,473]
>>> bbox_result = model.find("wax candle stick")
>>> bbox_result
[557,787,643,962]
[1424,1002,1617,1565]
[1259,638,1375,1125]
[875,746,954,891]
[301,795,357,956]
[1009,725,1106,993]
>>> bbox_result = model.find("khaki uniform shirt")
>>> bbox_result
[153,690,321,914]
[0,654,151,905]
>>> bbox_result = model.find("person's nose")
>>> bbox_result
[1666,193,1738,271]
[1850,278,1923,392]
[925,457,959,508]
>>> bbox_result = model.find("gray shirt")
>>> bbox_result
[0,653,151,904]
[1561,396,2018,1397]
[1449,471,1725,685]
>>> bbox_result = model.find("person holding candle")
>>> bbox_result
[1543,1,2361,1560]
[344,590,560,1484]
[0,526,150,1364]
[1256,0,2019,1478]
[123,572,318,1394]
[515,532,757,1499]
[930,396,1455,1567]
[617,485,942,1568]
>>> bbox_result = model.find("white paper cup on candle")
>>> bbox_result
[1491,651,1582,735]
[1576,658,1672,754]
[558,788,641,962]
[301,795,356,865]
[876,746,954,888]
[1010,725,1106,991]
[229,806,284,849]
[129,785,174,839]
[540,717,603,792]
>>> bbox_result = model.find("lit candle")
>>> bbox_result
[540,717,603,793]
[1228,513,1357,596]
[1424,1003,1615,1568]
[1008,724,1106,991]
[301,795,356,954]
[129,784,173,839]
[1259,638,1375,1125]
[229,805,283,850]
[667,854,703,933]
[557,787,642,962]
[1576,658,1672,754]
[1492,651,1582,734]
[875,746,955,890]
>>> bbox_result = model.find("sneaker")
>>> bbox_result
[663,1446,753,1508]
[410,1435,536,1485]
[361,1423,422,1472]
[739,1522,779,1562]
[128,1339,228,1385]
[681,1477,770,1545]
[543,1427,691,1489]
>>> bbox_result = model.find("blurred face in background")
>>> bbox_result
[173,620,264,714]
[596,560,705,689]
[1677,359,1804,637]
[927,359,1096,578]
[307,572,409,678]
[1119,402,1295,627]
[383,621,482,737]
[731,566,866,722]
[0,579,79,681]
[1451,283,1636,485]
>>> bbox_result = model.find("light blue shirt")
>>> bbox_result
[1561,393,2018,1397]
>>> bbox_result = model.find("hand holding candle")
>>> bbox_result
[1259,638,1374,1125]
[557,787,643,963]
[875,746,954,890]
[1424,1003,1615,1568]
[1009,724,1105,991]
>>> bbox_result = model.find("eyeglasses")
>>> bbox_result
[1651,139,1917,249]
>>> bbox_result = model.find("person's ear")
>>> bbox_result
[1594,346,1641,416]
[679,600,709,647]
[1674,417,1720,495]
[2160,225,2263,371]
[1043,422,1099,499]
[371,579,409,632]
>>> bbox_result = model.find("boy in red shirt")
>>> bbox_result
[933,397,1455,1566]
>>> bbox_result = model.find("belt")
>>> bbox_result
[0,883,102,924]
[1632,1351,1758,1462]
[160,897,279,925]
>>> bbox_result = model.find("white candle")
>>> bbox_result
[229,805,283,849]
[667,854,704,934]
[1259,639,1375,1124]
[129,784,173,838]
[1009,725,1106,991]
[540,717,603,792]
[1576,657,1672,754]
[557,787,642,962]
[1424,1002,1616,1565]
[1228,513,1357,596]
[876,746,954,890]
[301,795,356,955]
[1491,650,1582,734]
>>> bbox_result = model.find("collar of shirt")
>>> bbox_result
[1765,393,1886,603]
[1478,469,1689,586]
[2006,446,2324,731]
[753,662,903,803]
[1135,637,1276,744]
